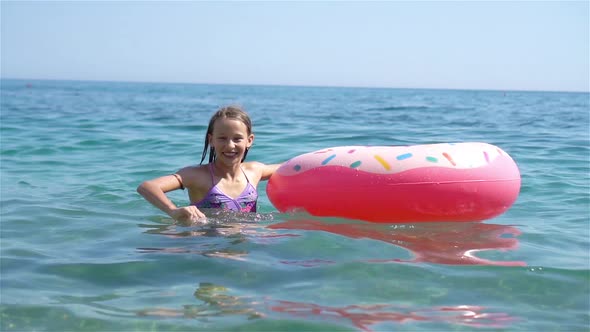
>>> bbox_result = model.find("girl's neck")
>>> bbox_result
[212,161,241,180]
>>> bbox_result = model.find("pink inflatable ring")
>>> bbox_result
[267,143,521,223]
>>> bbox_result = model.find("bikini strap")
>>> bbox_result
[240,166,251,184]
[209,163,250,185]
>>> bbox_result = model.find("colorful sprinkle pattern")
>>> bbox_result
[321,154,337,165]
[282,143,507,176]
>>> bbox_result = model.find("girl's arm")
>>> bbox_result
[136,175,181,216]
[137,174,206,223]
[259,163,282,181]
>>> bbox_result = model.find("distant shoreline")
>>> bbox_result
[2,77,589,94]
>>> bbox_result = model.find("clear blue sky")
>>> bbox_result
[2,1,588,92]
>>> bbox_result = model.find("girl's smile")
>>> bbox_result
[209,118,253,165]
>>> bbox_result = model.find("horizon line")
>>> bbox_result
[2,76,589,94]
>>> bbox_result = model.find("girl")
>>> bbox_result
[137,106,281,224]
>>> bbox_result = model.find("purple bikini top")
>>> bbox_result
[194,164,258,212]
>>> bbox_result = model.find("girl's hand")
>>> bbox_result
[169,206,207,225]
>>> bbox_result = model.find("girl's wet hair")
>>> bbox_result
[200,105,252,164]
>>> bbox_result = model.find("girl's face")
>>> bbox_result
[209,118,253,166]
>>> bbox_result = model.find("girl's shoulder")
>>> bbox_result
[241,161,266,172]
[242,161,281,181]
[177,164,211,187]
[177,164,208,175]
[242,160,262,167]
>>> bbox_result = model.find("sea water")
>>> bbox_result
[1,79,588,331]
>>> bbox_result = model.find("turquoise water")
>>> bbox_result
[1,79,588,331]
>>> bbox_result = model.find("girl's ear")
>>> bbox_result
[208,133,213,145]
[247,134,254,148]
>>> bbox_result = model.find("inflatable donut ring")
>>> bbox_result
[267,143,521,223]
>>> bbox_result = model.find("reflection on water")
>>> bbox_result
[136,282,515,331]
[137,222,251,260]
[133,216,523,330]
[269,300,515,331]
[136,210,289,260]
[138,212,525,266]
[137,283,264,320]
[269,218,526,266]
